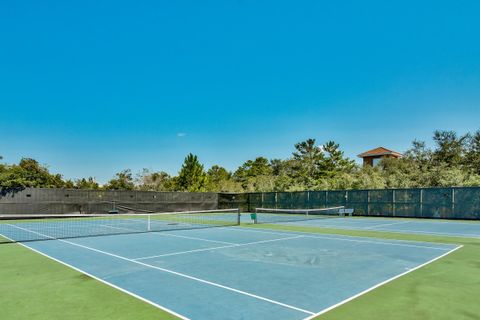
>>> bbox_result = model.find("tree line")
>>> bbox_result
[1,129,479,192]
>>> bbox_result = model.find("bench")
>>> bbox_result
[338,208,354,217]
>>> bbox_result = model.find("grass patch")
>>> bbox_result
[0,242,178,320]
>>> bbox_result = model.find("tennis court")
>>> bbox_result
[249,212,480,239]
[0,211,460,320]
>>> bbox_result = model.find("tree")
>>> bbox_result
[0,158,65,189]
[3,129,480,193]
[75,177,100,189]
[177,154,208,192]
[233,157,272,188]
[465,130,480,174]
[270,159,299,191]
[137,169,175,191]
[244,175,276,192]
[320,141,355,177]
[64,179,75,188]
[352,166,387,189]
[380,157,420,188]
[234,157,272,178]
[270,159,285,176]
[207,165,231,183]
[324,172,357,190]
[212,178,244,192]
[432,130,469,167]
[105,169,135,190]
[404,140,432,169]
[291,139,324,187]
[20,158,65,187]
[206,165,238,192]
[433,166,468,187]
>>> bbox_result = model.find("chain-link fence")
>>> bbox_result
[2,187,480,220]
[220,187,480,220]
[0,188,218,214]
[218,193,249,212]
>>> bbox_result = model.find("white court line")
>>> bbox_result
[152,232,236,245]
[302,244,463,320]
[363,220,413,229]
[5,219,459,249]
[229,227,454,251]
[309,222,480,238]
[370,228,480,238]
[133,235,304,261]
[0,228,190,320]
[349,217,480,226]
[100,223,236,245]
[117,217,238,244]
[315,224,479,238]
[6,224,315,316]
[288,218,480,238]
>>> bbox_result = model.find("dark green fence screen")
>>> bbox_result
[2,187,480,220]
[220,187,480,220]
[0,188,218,214]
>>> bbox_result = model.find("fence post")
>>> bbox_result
[419,189,424,217]
[275,192,278,209]
[345,190,349,209]
[367,190,370,216]
[307,190,310,209]
[452,188,455,218]
[392,189,396,217]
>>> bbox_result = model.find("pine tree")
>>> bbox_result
[291,138,324,187]
[177,154,208,192]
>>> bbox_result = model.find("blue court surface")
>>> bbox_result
[252,215,480,238]
[6,225,460,320]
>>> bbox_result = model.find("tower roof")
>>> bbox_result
[357,147,403,158]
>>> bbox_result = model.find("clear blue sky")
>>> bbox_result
[1,1,479,183]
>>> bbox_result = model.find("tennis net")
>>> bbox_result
[253,206,346,224]
[0,208,240,243]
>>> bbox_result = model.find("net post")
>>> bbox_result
[147,214,151,231]
[237,208,241,225]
